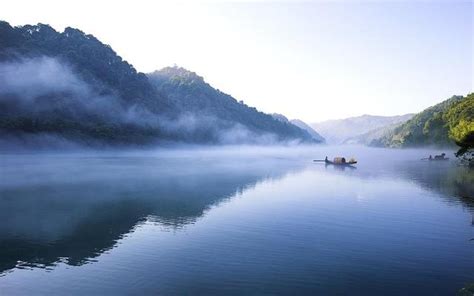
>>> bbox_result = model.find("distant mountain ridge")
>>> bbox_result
[270,114,325,142]
[0,21,317,146]
[311,114,414,144]
[343,121,406,146]
[290,119,325,143]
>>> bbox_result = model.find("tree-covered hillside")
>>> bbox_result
[0,21,171,145]
[148,67,316,143]
[373,95,468,148]
[373,94,473,164]
[0,21,314,146]
[445,94,474,164]
[0,22,170,113]
[445,94,474,149]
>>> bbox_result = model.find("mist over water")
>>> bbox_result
[0,146,473,295]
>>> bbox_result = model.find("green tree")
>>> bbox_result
[444,93,474,165]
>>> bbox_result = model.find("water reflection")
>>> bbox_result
[324,163,357,171]
[394,162,474,210]
[0,153,304,274]
[317,154,474,211]
[0,147,472,294]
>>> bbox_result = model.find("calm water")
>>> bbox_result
[0,146,473,295]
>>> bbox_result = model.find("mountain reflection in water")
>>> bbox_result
[0,150,303,274]
[0,146,472,295]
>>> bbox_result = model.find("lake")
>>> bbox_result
[0,146,473,295]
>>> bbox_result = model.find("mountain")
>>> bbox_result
[343,122,405,146]
[290,119,325,143]
[148,67,316,144]
[269,113,324,142]
[311,114,414,144]
[0,21,315,146]
[373,95,473,150]
[270,113,290,123]
[0,21,172,146]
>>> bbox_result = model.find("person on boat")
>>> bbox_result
[434,153,446,160]
[429,155,432,160]
[325,156,328,162]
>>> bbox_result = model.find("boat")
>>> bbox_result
[314,156,357,166]
[427,157,449,161]
[421,153,449,161]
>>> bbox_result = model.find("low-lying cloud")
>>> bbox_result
[0,56,87,99]
[0,56,288,148]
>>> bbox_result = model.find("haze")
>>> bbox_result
[2,0,472,122]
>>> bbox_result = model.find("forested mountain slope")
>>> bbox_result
[0,21,314,146]
[373,95,472,148]
[148,67,315,143]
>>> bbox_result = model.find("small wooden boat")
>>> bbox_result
[314,156,357,166]
[421,153,449,161]
[428,157,449,161]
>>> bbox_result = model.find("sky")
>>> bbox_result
[2,0,472,122]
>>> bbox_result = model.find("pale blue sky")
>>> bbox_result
[2,0,472,122]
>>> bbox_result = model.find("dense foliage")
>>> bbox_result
[373,96,466,147]
[0,21,314,146]
[373,94,474,165]
[446,94,474,164]
[148,67,316,143]
[445,94,474,147]
[0,22,168,111]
